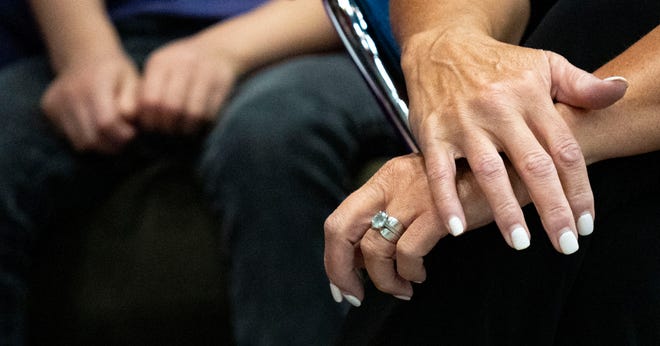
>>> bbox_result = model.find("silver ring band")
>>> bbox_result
[371,211,404,243]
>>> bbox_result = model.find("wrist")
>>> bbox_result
[51,33,125,73]
[193,27,252,78]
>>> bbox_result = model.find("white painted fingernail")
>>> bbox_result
[510,226,530,250]
[329,283,343,303]
[577,213,594,236]
[604,76,629,85]
[394,295,411,301]
[559,230,579,255]
[343,294,362,307]
[448,216,464,236]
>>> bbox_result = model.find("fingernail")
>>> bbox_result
[343,294,362,307]
[394,295,411,301]
[603,76,630,89]
[329,283,343,303]
[510,226,530,250]
[577,213,594,236]
[448,216,464,236]
[604,76,629,86]
[559,230,579,255]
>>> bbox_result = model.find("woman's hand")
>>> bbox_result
[324,81,630,305]
[324,154,529,305]
[138,33,240,135]
[41,51,139,153]
[400,28,628,254]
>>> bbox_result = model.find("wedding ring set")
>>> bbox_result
[371,211,404,243]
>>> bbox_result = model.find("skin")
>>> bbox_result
[389,0,630,256]
[324,7,660,304]
[30,0,340,152]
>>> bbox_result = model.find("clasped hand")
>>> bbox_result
[41,34,239,153]
[402,30,626,254]
[324,30,628,305]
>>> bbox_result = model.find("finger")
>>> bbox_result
[360,184,428,300]
[182,71,214,135]
[159,69,191,133]
[97,119,136,153]
[546,52,628,109]
[360,226,413,300]
[139,64,169,132]
[359,155,438,299]
[71,101,99,152]
[464,133,531,251]
[91,74,135,151]
[117,70,139,121]
[324,182,385,307]
[530,102,594,236]
[502,125,579,255]
[52,106,89,151]
[395,212,444,284]
[420,135,466,237]
[207,82,230,114]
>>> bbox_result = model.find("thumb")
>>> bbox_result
[547,52,628,109]
[117,71,139,121]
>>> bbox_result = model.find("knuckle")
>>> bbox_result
[492,200,522,223]
[567,188,594,212]
[140,95,160,111]
[569,188,594,205]
[521,150,555,179]
[359,236,380,255]
[396,240,422,261]
[472,154,505,182]
[551,137,583,168]
[426,163,453,185]
[360,236,392,258]
[478,83,508,102]
[156,100,179,115]
[543,203,573,226]
[398,263,424,283]
[323,213,344,239]
[472,83,520,113]
[95,117,115,133]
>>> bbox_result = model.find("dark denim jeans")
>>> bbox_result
[200,53,404,346]
[0,19,404,345]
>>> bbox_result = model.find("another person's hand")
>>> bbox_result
[138,33,239,135]
[400,29,628,254]
[324,87,631,304]
[41,51,139,153]
[324,154,529,305]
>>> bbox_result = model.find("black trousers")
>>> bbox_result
[340,1,660,345]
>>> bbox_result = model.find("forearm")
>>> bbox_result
[193,0,340,77]
[29,0,123,72]
[390,0,530,46]
[568,26,660,164]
